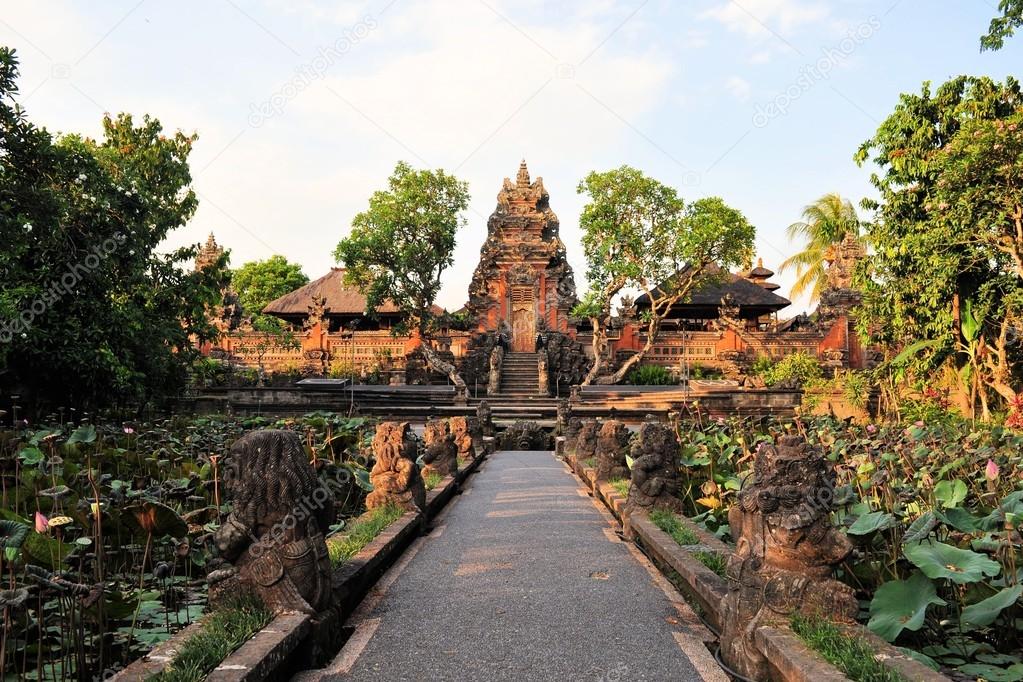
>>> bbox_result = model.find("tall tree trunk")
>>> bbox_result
[607,315,663,384]
[582,317,608,386]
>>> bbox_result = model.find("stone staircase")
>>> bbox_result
[495,352,541,397]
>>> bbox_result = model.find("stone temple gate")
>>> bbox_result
[466,160,578,349]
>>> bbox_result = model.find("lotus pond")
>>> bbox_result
[673,411,1023,681]
[0,412,374,681]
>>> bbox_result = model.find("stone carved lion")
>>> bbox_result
[624,421,684,516]
[594,420,631,482]
[422,418,458,478]
[366,422,425,512]
[719,435,858,679]
[208,430,333,615]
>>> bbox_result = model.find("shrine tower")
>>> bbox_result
[466,161,578,350]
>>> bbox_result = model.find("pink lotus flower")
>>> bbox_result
[123,426,134,435]
[985,459,1000,481]
[914,420,925,427]
[34,512,48,533]
[866,424,877,433]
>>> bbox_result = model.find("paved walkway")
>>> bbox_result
[310,451,726,682]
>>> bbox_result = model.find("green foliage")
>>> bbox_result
[856,75,1023,417]
[151,596,272,682]
[791,615,907,682]
[625,364,677,385]
[328,503,403,567]
[423,471,443,490]
[780,193,863,302]
[609,478,630,498]
[649,509,700,545]
[867,571,945,641]
[981,0,1023,50]
[760,352,823,387]
[692,550,727,577]
[334,161,469,338]
[231,255,308,322]
[0,47,228,410]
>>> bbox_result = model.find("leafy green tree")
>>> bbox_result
[334,161,470,390]
[855,76,1023,418]
[981,0,1023,50]
[779,193,863,302]
[573,166,755,385]
[231,256,308,324]
[0,47,227,411]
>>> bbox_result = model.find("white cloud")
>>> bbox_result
[701,0,829,38]
[725,75,752,101]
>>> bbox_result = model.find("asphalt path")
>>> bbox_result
[307,450,727,682]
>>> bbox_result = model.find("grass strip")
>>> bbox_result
[150,596,272,682]
[609,478,630,498]
[693,550,727,577]
[791,615,906,682]
[424,471,444,491]
[649,509,700,545]
[328,504,403,567]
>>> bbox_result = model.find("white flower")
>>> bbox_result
[76,173,86,182]
[22,223,31,232]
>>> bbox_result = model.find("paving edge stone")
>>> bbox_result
[207,613,312,682]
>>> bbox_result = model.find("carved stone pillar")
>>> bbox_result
[489,346,504,394]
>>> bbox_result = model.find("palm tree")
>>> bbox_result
[780,193,862,302]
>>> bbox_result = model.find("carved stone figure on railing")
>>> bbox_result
[449,416,477,462]
[624,421,684,516]
[489,345,504,393]
[537,351,550,396]
[476,400,494,438]
[208,430,333,616]
[366,422,425,512]
[574,420,600,462]
[594,420,631,482]
[421,418,458,478]
[498,420,551,451]
[556,399,582,452]
[719,434,858,680]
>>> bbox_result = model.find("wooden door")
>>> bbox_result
[510,286,535,352]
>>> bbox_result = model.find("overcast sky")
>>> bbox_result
[2,1,1021,313]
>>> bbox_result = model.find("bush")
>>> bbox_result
[689,363,723,380]
[761,352,823,387]
[626,364,677,385]
[749,355,774,377]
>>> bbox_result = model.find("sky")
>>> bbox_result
[1,0,1021,314]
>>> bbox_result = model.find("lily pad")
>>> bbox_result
[933,479,967,509]
[903,511,938,544]
[124,501,188,538]
[955,663,1023,682]
[868,571,945,641]
[904,541,1001,584]
[961,584,1023,628]
[848,511,895,535]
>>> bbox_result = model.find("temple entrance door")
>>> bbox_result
[510,286,535,352]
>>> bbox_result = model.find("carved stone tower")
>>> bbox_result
[467,161,578,350]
